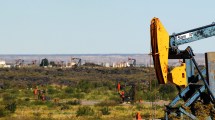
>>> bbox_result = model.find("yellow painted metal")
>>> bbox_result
[150,17,169,84]
[168,63,188,87]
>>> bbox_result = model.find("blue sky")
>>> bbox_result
[0,0,214,54]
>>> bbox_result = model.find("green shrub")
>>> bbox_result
[45,101,55,108]
[93,82,103,88]
[47,87,58,94]
[77,80,93,93]
[100,106,110,115]
[60,104,70,110]
[72,93,84,99]
[76,106,94,116]
[5,102,16,113]
[2,81,11,89]
[16,98,30,106]
[109,94,121,102]
[65,87,74,94]
[159,84,177,100]
[25,98,30,102]
[103,81,114,90]
[32,111,42,119]
[32,100,44,105]
[115,106,126,111]
[135,104,144,111]
[2,93,16,103]
[142,112,150,118]
[0,107,10,117]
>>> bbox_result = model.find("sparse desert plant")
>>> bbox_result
[159,84,177,100]
[77,80,93,93]
[32,100,44,105]
[64,87,74,94]
[2,93,16,103]
[47,112,53,120]
[45,101,55,108]
[115,106,126,111]
[25,98,30,101]
[72,93,84,99]
[0,107,10,117]
[47,87,58,94]
[142,112,150,119]
[100,106,110,115]
[5,102,16,113]
[76,106,95,116]
[32,111,42,120]
[135,104,144,111]
[109,94,122,102]
[0,67,167,119]
[60,104,70,110]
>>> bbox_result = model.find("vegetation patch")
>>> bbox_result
[76,106,95,116]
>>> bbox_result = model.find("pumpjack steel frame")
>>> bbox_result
[150,17,215,119]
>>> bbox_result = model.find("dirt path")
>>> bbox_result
[80,100,169,106]
[142,100,169,106]
[81,100,101,105]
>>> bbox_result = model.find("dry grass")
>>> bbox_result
[1,103,164,120]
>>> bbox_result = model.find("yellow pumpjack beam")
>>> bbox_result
[150,18,187,87]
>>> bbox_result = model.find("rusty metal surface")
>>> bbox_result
[205,52,215,97]
[150,18,169,84]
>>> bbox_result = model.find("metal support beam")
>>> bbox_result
[170,23,215,47]
[185,85,206,106]
[169,86,190,107]
[179,107,197,120]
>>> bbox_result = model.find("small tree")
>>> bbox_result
[40,58,49,67]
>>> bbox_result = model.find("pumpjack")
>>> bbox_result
[128,58,137,67]
[150,17,215,119]
[71,57,81,67]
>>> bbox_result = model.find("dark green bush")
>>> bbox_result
[72,93,84,99]
[109,94,121,102]
[65,87,74,94]
[47,87,58,94]
[32,111,42,119]
[60,104,70,110]
[142,112,150,118]
[76,106,94,116]
[5,102,16,113]
[159,84,177,100]
[2,81,11,89]
[0,107,10,117]
[3,94,16,103]
[100,106,110,115]
[45,101,55,108]
[135,104,144,111]
[103,81,114,90]
[32,100,44,105]
[77,80,93,93]
[25,98,30,101]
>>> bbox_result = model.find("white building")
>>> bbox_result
[0,60,10,68]
[112,62,130,68]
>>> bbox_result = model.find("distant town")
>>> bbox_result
[0,54,206,68]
